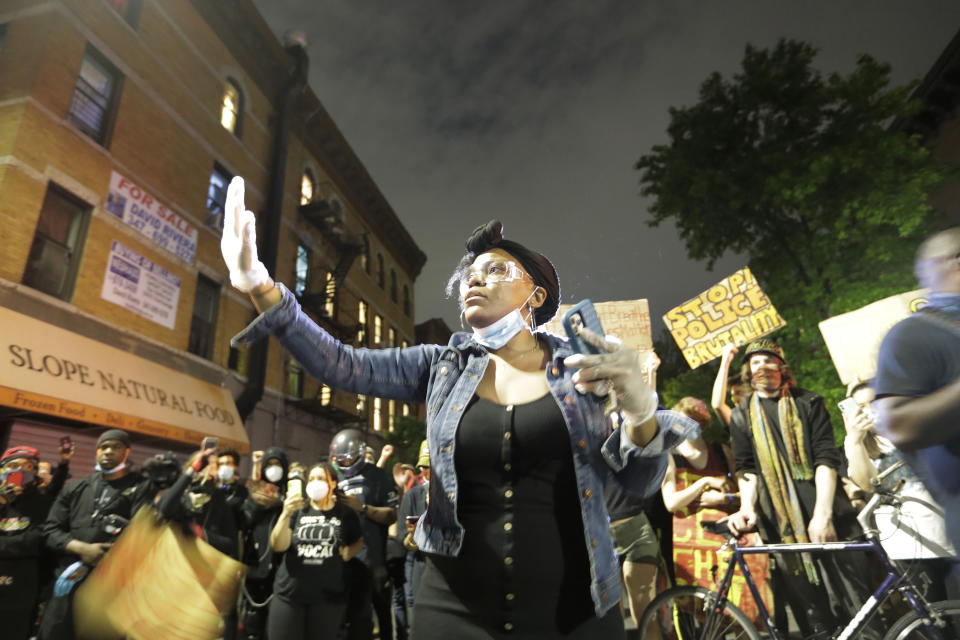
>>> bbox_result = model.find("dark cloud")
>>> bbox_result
[252,0,960,339]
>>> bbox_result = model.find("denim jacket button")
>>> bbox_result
[583,488,593,499]
[577,438,587,450]
[564,394,575,405]
[551,365,559,376]
[591,538,598,548]
[440,366,448,375]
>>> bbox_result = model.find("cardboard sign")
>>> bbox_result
[75,508,246,640]
[664,267,786,369]
[544,299,652,354]
[818,289,928,385]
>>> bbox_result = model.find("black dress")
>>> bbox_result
[411,394,624,639]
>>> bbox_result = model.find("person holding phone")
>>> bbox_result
[222,177,696,639]
[268,461,364,639]
[0,446,54,640]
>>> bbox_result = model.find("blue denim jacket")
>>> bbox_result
[234,284,698,615]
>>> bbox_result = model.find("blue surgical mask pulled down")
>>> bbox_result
[472,289,537,350]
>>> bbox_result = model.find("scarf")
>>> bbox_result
[748,389,819,584]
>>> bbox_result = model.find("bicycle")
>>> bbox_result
[638,461,960,639]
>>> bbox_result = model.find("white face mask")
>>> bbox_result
[472,289,538,350]
[95,461,127,475]
[217,466,235,483]
[264,465,283,483]
[306,480,330,502]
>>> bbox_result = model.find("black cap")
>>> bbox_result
[97,429,131,448]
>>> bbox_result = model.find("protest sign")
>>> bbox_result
[818,289,928,385]
[664,267,786,369]
[545,298,652,354]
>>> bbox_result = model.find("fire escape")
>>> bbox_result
[287,195,368,425]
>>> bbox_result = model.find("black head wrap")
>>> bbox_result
[446,220,560,326]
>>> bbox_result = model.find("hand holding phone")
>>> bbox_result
[60,436,74,460]
[201,436,219,452]
[562,300,606,355]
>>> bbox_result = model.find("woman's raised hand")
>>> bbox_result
[220,176,270,292]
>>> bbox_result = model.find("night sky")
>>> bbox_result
[251,0,960,338]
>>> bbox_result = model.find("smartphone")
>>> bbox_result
[201,436,219,452]
[838,397,860,419]
[4,471,24,487]
[60,436,72,455]
[405,515,420,525]
[562,300,605,355]
[287,469,304,499]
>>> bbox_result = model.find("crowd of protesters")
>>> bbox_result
[5,220,960,639]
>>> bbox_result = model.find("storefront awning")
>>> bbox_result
[0,306,248,453]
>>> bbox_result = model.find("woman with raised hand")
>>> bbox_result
[222,176,697,638]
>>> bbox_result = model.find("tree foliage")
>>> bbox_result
[637,39,949,435]
[381,415,427,467]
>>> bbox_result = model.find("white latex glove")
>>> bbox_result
[221,176,270,292]
[564,328,658,422]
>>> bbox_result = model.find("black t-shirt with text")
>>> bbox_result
[338,462,398,568]
[273,501,362,602]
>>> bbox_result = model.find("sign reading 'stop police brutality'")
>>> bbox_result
[105,171,198,264]
[664,267,786,369]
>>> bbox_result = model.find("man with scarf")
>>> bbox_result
[726,340,873,637]
[875,227,960,559]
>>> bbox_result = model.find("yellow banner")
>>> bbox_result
[663,267,786,369]
[75,508,246,640]
[818,289,929,385]
[0,305,247,452]
[545,299,652,354]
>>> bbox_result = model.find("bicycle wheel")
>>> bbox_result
[637,586,761,640]
[883,600,960,640]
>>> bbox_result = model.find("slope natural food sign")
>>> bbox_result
[664,267,786,369]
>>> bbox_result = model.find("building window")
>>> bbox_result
[301,169,315,206]
[357,300,368,345]
[388,327,396,348]
[373,397,382,431]
[377,254,384,288]
[220,78,242,135]
[22,185,90,301]
[107,0,143,28]
[402,403,410,417]
[321,385,332,406]
[287,359,304,398]
[188,274,220,360]
[227,346,246,375]
[324,272,336,317]
[388,400,396,431]
[295,244,310,297]
[361,235,370,273]
[403,285,411,317]
[401,339,409,349]
[357,394,366,415]
[67,45,122,145]
[374,315,382,345]
[205,163,232,230]
[390,269,397,302]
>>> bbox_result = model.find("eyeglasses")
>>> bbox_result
[460,259,531,290]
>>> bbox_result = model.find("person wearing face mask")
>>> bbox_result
[268,461,364,639]
[154,445,250,639]
[238,447,288,640]
[725,339,877,638]
[222,174,696,639]
[0,446,56,640]
[38,429,155,640]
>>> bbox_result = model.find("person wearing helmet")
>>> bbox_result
[330,427,399,640]
[223,180,696,639]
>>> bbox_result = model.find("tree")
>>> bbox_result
[637,39,949,434]
[381,414,427,467]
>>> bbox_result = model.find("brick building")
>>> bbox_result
[0,0,425,470]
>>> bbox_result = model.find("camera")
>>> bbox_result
[99,513,129,536]
[144,451,181,489]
